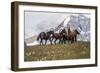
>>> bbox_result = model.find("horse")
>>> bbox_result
[37,32,46,45]
[37,31,54,45]
[67,27,80,43]
[51,28,68,44]
[51,32,62,44]
[59,28,68,44]
[45,30,54,45]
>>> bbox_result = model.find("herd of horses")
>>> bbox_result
[37,27,80,45]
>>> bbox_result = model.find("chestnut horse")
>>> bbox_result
[67,28,80,43]
[51,29,68,44]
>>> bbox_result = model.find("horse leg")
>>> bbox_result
[61,39,63,44]
[75,35,77,42]
[65,37,67,44]
[62,37,64,44]
[64,38,66,44]
[71,37,74,43]
[54,39,57,45]
[42,39,44,45]
[45,39,47,45]
[59,38,61,44]
[70,37,73,43]
[50,39,52,45]
[61,38,63,44]
[40,39,42,45]
[67,37,70,43]
[51,38,54,45]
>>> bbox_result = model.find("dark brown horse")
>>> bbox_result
[51,29,68,44]
[37,31,54,45]
[52,33,62,44]
[67,28,80,43]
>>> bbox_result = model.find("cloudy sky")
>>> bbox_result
[24,11,90,39]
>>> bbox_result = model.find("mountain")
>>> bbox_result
[25,14,90,46]
[53,14,90,41]
[25,35,38,43]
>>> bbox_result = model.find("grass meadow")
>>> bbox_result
[24,41,90,61]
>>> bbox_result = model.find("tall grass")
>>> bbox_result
[24,41,90,61]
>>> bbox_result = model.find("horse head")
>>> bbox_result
[75,29,80,35]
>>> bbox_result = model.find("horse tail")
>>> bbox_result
[37,34,40,41]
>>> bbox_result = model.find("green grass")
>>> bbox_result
[24,41,90,61]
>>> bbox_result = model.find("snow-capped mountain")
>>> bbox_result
[53,14,90,41]
[25,14,90,46]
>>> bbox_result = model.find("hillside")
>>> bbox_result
[24,41,90,61]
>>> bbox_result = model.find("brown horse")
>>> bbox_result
[67,28,80,43]
[51,33,62,44]
[51,28,68,44]
[37,31,54,45]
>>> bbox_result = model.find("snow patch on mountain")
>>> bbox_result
[27,41,39,46]
[63,14,90,41]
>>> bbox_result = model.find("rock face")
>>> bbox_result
[54,14,90,41]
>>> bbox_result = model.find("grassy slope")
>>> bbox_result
[24,42,90,61]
